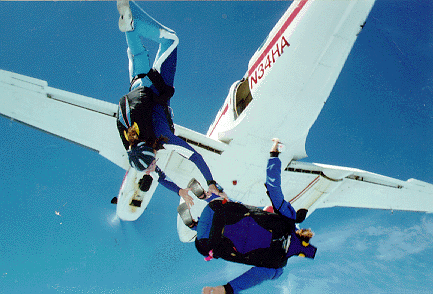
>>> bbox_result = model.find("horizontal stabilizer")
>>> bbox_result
[282,161,433,215]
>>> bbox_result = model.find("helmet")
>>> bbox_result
[127,142,155,171]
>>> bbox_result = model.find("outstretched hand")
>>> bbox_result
[145,158,158,175]
[207,183,219,195]
[202,286,226,294]
[207,185,228,200]
[271,138,281,153]
[179,188,194,208]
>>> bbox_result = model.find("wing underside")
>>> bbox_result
[282,161,433,216]
[0,69,129,170]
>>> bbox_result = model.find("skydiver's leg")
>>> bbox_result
[122,1,216,188]
[125,1,178,90]
[116,1,157,147]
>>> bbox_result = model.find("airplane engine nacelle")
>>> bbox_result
[115,168,159,221]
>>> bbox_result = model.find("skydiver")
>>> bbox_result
[181,139,316,294]
[115,0,222,207]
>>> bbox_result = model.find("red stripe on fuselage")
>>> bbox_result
[209,104,229,137]
[209,1,309,137]
[247,0,309,77]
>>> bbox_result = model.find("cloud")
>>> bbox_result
[422,216,433,235]
[219,212,433,293]
[277,273,297,294]
[363,215,433,261]
[274,211,433,293]
[314,212,433,262]
[312,221,361,253]
[276,266,349,294]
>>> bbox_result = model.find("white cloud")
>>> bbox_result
[215,212,433,293]
[422,216,433,235]
[363,217,433,261]
[277,273,298,294]
[313,221,364,252]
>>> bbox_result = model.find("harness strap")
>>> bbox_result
[147,68,175,104]
[128,71,175,134]
[283,235,292,253]
[129,73,147,91]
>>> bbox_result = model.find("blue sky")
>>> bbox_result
[1,1,432,293]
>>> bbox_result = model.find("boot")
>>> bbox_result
[117,0,134,32]
[187,178,205,199]
[177,203,197,228]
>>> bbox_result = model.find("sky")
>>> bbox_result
[1,1,433,293]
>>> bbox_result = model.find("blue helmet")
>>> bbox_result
[127,142,155,171]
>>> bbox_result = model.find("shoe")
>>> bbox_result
[177,203,197,228]
[187,178,206,199]
[117,0,134,32]
[138,174,153,192]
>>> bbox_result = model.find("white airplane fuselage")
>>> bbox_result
[192,0,377,205]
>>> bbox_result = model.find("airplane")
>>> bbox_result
[0,0,432,243]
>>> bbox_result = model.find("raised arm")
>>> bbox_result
[265,139,296,220]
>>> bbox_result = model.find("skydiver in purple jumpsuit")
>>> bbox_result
[192,139,316,294]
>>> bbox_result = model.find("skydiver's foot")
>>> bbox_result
[187,178,206,199]
[138,174,153,192]
[177,202,197,228]
[117,0,134,32]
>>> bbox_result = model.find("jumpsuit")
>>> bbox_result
[196,154,315,293]
[121,2,215,193]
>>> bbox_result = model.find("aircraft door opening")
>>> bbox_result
[234,78,252,118]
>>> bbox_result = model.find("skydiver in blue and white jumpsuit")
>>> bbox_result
[116,0,221,205]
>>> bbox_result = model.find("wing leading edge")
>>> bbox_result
[0,69,129,170]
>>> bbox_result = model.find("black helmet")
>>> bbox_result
[127,142,155,171]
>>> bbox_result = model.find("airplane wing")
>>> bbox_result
[282,161,433,216]
[163,133,433,214]
[0,69,229,173]
[172,139,433,243]
[0,69,129,170]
